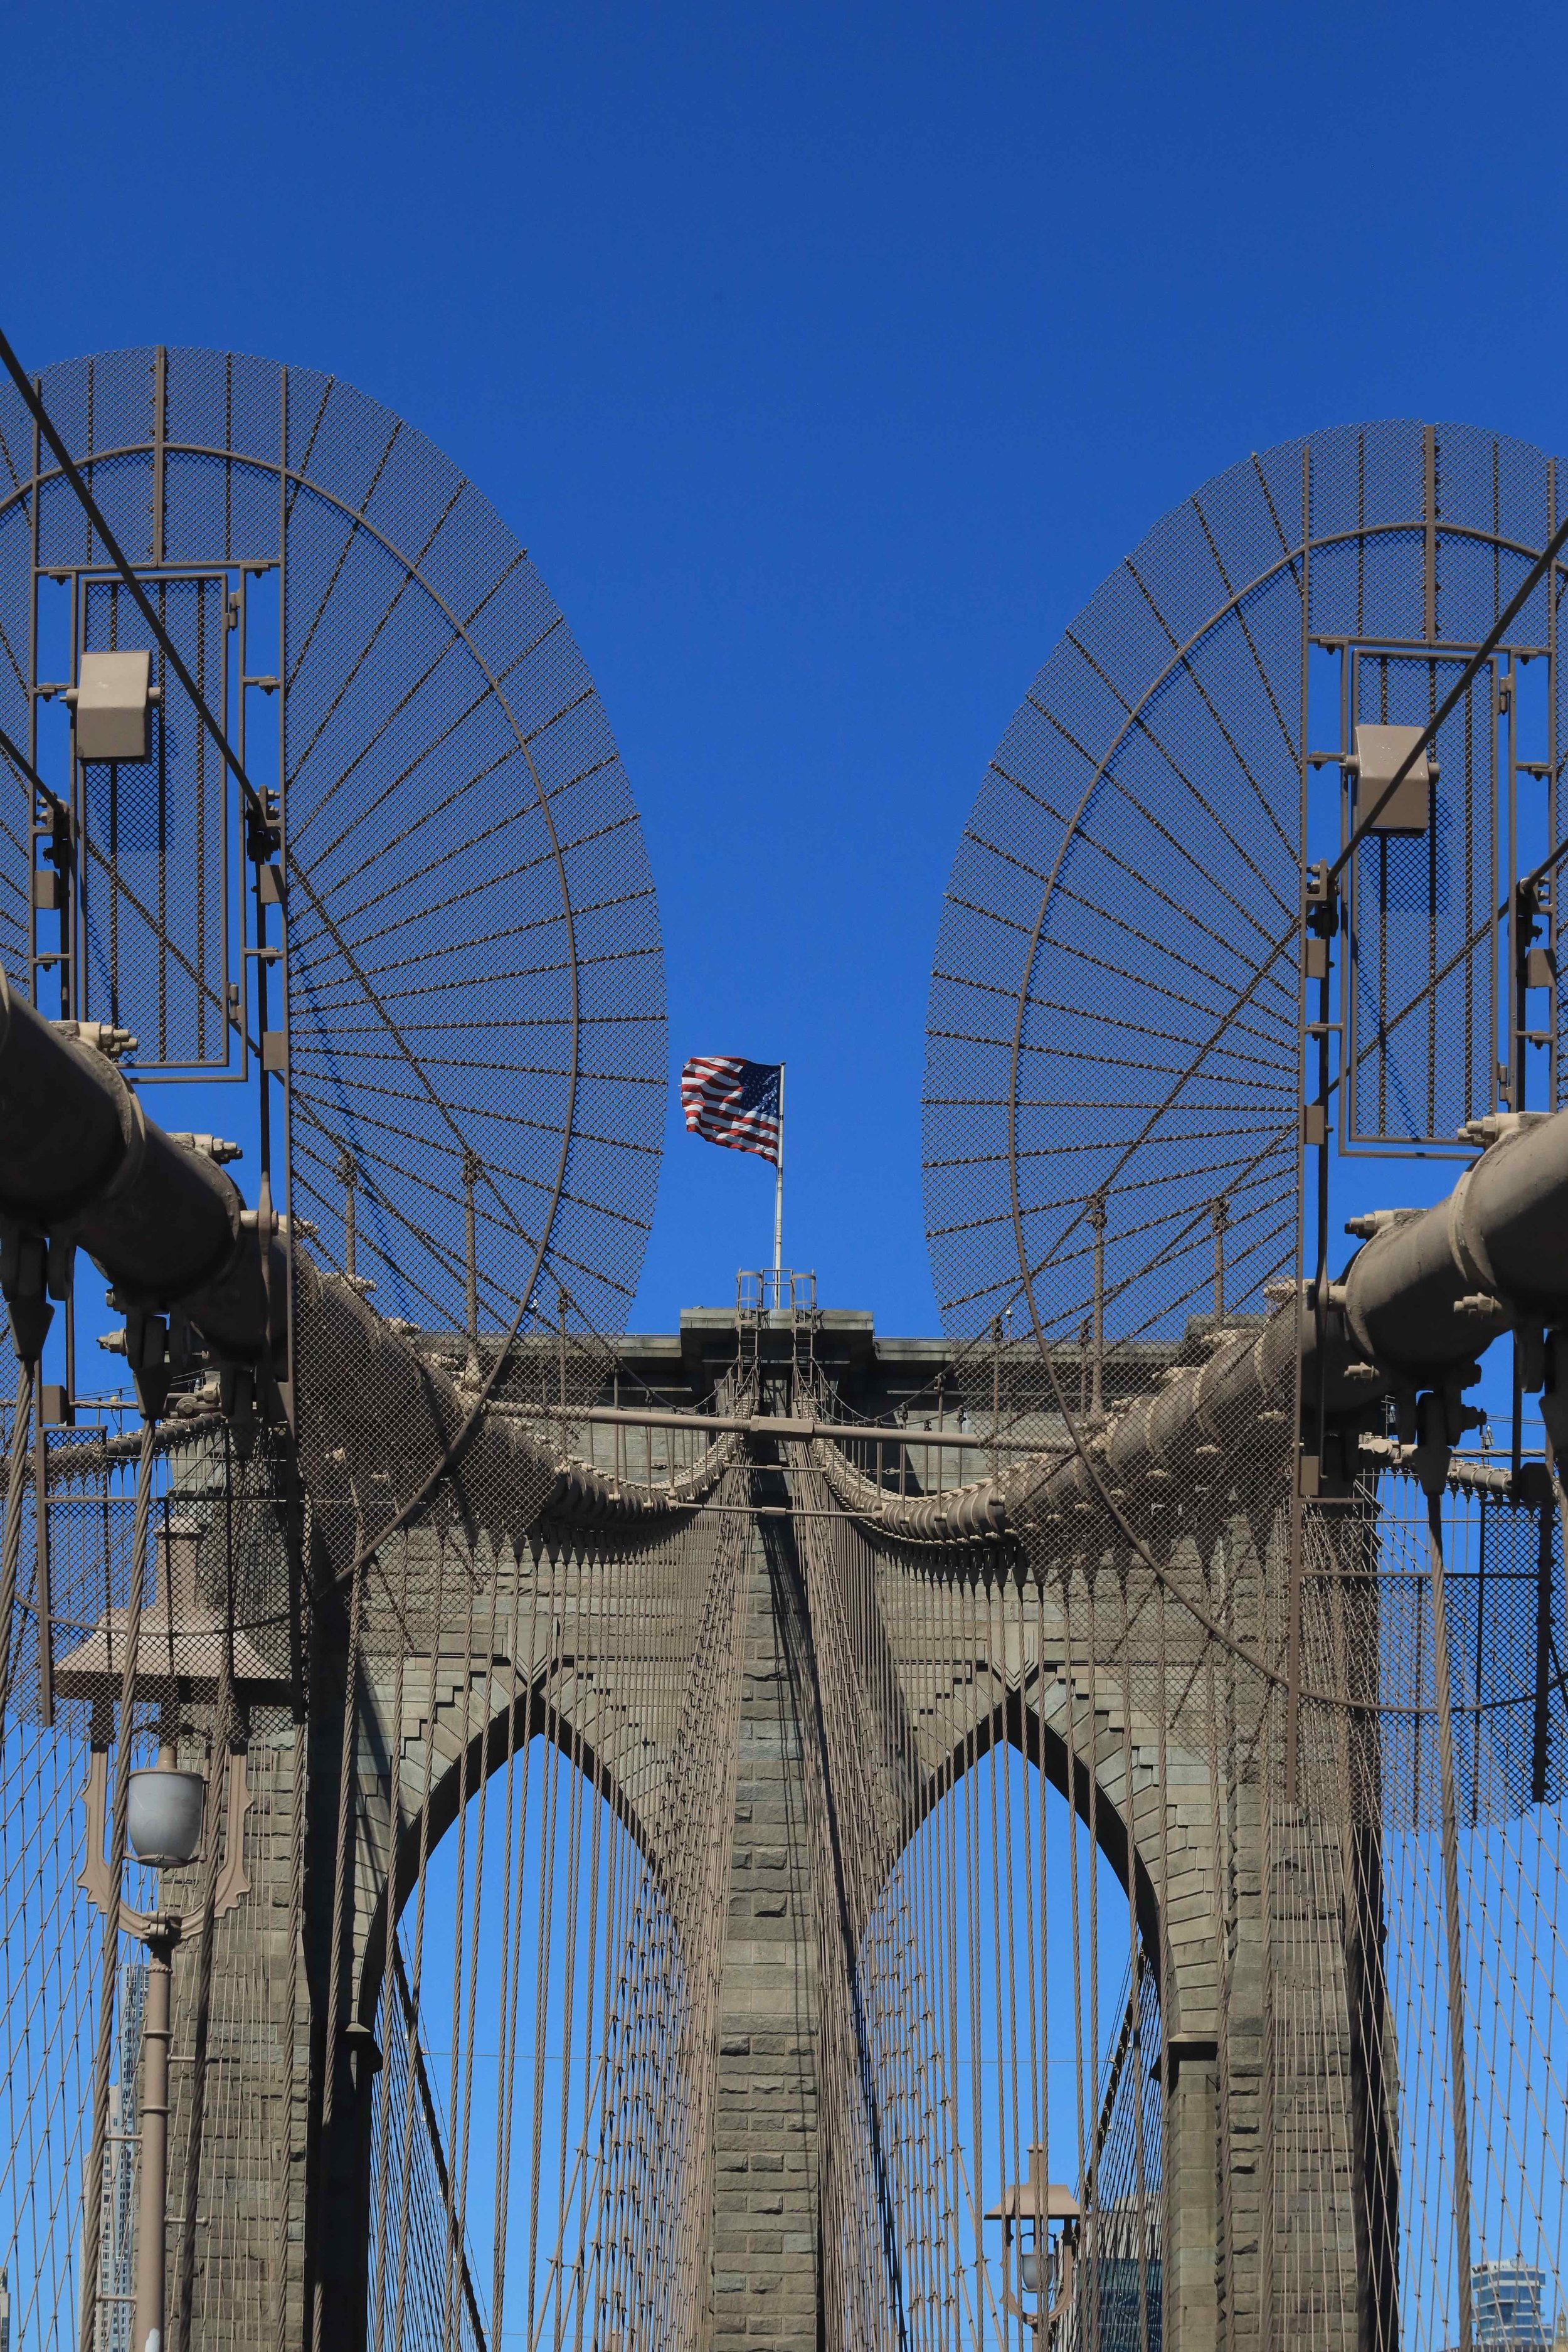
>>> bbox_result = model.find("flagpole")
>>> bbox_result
[773,1062,785,1306]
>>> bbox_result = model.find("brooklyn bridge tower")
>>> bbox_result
[0,348,1563,2352]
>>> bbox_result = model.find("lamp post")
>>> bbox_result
[124,1751,204,2352]
[76,1722,252,2352]
[61,1495,270,2351]
[985,2150,1079,2344]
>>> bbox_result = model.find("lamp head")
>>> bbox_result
[127,1763,205,1870]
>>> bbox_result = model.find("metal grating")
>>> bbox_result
[925,420,1568,1373]
[0,342,668,1355]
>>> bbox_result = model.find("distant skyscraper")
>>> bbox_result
[95,1963,147,2352]
[1473,2259,1552,2346]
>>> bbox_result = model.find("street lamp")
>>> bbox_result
[61,1512,271,2352]
[986,2149,1079,2343]
[127,1753,206,1869]
[78,1737,251,2352]
[122,1749,203,2352]
[73,1702,253,2352]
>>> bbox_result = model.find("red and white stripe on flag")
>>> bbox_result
[680,1056,782,1166]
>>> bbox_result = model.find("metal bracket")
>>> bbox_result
[78,1746,252,1939]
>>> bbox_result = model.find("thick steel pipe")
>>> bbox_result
[1343,1108,1568,1372]
[0,971,241,1306]
[1340,1209,1506,1380]
[0,968,128,1222]
[74,1125,241,1312]
[132,1928,174,2352]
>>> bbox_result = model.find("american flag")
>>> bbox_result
[681,1056,782,1166]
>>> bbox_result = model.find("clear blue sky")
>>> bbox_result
[7,0,1567,1335]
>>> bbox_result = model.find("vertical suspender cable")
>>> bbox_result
[1426,1491,1475,2352]
[0,1363,35,1714]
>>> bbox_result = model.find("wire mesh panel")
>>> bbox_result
[924,420,1568,1391]
[269,356,665,1352]
[924,438,1310,1379]
[1307,420,1567,1143]
[76,571,233,1071]
[0,339,667,1338]
[1343,650,1500,1152]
